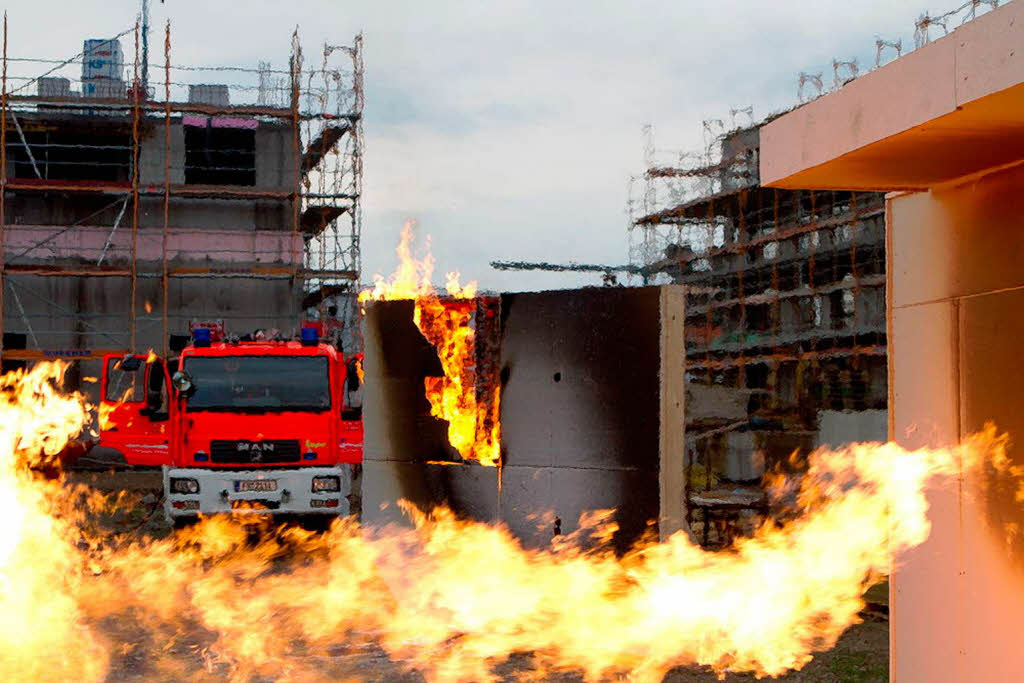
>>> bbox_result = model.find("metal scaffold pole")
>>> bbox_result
[162,21,171,355]
[353,32,365,294]
[130,20,141,352]
[0,14,7,361]
[290,29,303,329]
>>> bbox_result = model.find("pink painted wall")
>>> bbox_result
[4,225,302,265]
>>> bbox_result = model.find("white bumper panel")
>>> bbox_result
[163,465,353,518]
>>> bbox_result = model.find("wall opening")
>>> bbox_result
[184,124,256,186]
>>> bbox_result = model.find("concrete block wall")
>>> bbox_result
[362,286,687,551]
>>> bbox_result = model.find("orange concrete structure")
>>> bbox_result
[761,2,1024,680]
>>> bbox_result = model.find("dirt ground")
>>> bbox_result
[99,621,888,682]
[72,468,889,682]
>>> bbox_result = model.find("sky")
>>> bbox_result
[4,0,977,291]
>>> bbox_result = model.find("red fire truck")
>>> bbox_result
[96,326,363,522]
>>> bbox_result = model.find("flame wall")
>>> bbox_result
[362,285,687,551]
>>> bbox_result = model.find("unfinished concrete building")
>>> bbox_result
[0,22,364,395]
[630,122,887,545]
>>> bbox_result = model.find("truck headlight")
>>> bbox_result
[311,476,340,493]
[170,478,200,494]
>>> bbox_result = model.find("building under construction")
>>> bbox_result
[0,18,364,396]
[630,121,887,545]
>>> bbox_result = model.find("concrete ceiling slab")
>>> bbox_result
[761,0,1024,191]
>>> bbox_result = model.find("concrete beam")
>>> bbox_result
[761,0,1024,191]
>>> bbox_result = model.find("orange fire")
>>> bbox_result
[359,222,501,466]
[351,355,365,385]
[97,385,135,432]
[0,362,108,679]
[0,371,1020,678]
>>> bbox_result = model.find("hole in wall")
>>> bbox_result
[553,372,562,383]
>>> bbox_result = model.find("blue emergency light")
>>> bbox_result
[193,327,212,347]
[300,326,319,347]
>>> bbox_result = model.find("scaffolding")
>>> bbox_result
[0,16,364,363]
[629,123,888,547]
[618,0,1015,549]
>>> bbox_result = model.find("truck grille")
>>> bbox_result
[209,439,301,464]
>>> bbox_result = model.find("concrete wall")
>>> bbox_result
[2,273,300,355]
[888,162,1024,681]
[2,116,303,360]
[5,225,301,265]
[139,121,185,185]
[8,117,295,236]
[815,409,887,449]
[138,118,296,193]
[362,286,687,551]
[255,123,297,189]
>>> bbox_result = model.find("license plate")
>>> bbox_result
[234,479,277,493]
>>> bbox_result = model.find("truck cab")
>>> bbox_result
[95,352,174,467]
[97,328,363,522]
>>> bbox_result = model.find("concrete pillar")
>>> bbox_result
[887,166,1024,680]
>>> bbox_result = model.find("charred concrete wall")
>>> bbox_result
[362,286,686,551]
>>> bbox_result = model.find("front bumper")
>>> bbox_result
[163,464,353,519]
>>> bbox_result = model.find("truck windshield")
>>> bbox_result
[183,355,330,412]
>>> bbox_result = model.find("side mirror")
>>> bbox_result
[145,389,162,412]
[172,370,195,397]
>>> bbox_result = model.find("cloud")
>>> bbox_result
[7,0,937,292]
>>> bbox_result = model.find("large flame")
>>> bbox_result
[0,362,108,679]
[0,362,1020,680]
[359,222,501,466]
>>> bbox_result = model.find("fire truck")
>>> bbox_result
[96,325,363,523]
